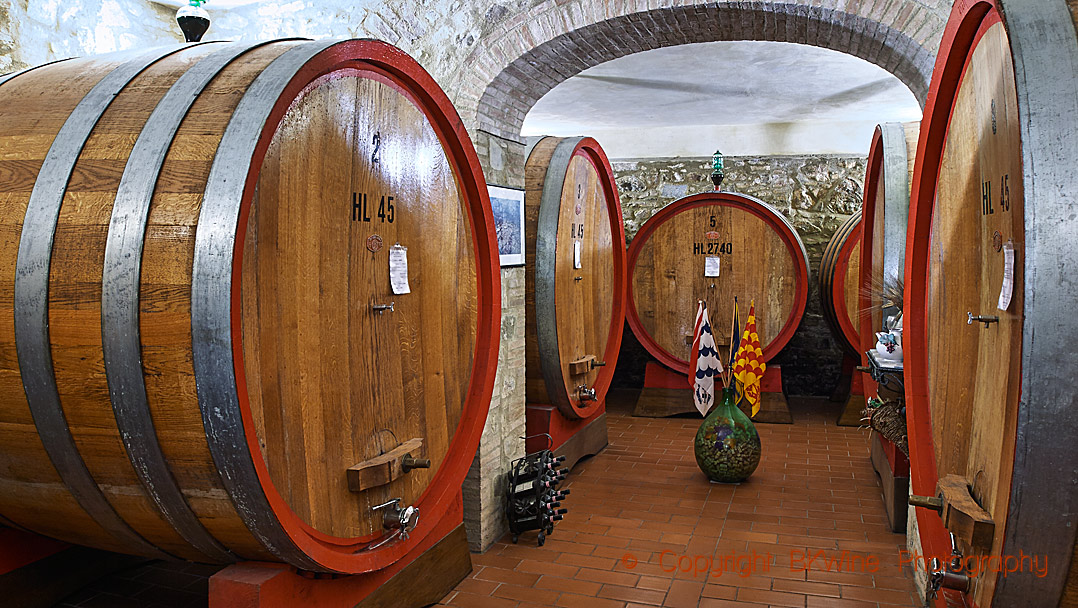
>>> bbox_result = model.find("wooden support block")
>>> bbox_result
[347,438,423,492]
[526,404,608,470]
[937,474,995,552]
[568,355,595,376]
[210,495,471,608]
[870,432,909,532]
[837,370,867,426]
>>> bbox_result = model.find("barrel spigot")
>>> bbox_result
[367,498,419,550]
[373,302,395,314]
[926,556,970,603]
[967,312,998,328]
[577,386,597,402]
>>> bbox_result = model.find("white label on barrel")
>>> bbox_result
[574,240,582,269]
[390,244,410,295]
[997,241,1014,311]
[704,256,721,278]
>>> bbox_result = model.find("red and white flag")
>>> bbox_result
[688,301,723,416]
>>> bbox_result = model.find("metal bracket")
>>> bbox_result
[373,302,395,314]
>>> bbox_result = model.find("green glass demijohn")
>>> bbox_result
[694,386,762,483]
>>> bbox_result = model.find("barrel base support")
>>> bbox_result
[632,362,694,417]
[526,405,608,470]
[829,356,854,402]
[837,361,867,426]
[745,366,791,425]
[208,494,471,608]
[632,362,791,423]
[869,431,909,533]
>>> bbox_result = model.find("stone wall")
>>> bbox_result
[463,131,528,551]
[0,0,177,72]
[612,154,867,396]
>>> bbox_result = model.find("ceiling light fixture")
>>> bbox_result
[711,150,725,190]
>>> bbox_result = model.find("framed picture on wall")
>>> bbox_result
[488,185,525,267]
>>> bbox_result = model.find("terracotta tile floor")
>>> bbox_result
[438,395,919,608]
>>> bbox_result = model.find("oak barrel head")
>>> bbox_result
[627,191,809,375]
[524,137,626,419]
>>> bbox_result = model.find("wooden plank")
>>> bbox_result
[937,474,995,553]
[568,355,595,376]
[870,431,909,533]
[346,438,424,492]
[355,524,472,608]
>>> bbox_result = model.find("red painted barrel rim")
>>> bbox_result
[859,126,886,397]
[564,138,626,418]
[230,39,500,573]
[904,0,1001,567]
[626,191,809,375]
[828,215,863,355]
[859,126,885,374]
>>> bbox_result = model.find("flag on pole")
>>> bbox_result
[732,300,766,417]
[688,302,704,389]
[689,301,723,416]
[728,297,741,376]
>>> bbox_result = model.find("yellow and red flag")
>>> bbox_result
[732,300,766,417]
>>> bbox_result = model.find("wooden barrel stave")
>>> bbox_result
[0,51,165,558]
[524,137,624,419]
[905,1,1078,605]
[628,192,809,374]
[0,39,500,574]
[50,43,238,564]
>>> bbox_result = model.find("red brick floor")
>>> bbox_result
[437,396,919,608]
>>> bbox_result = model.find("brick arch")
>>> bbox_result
[458,1,948,141]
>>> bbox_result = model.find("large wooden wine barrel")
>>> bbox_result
[0,39,500,575]
[859,122,918,343]
[904,1,1078,606]
[523,137,625,419]
[859,121,918,399]
[819,212,861,358]
[627,191,809,374]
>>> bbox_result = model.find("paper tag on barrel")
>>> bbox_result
[997,241,1013,311]
[704,256,720,278]
[390,244,410,295]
